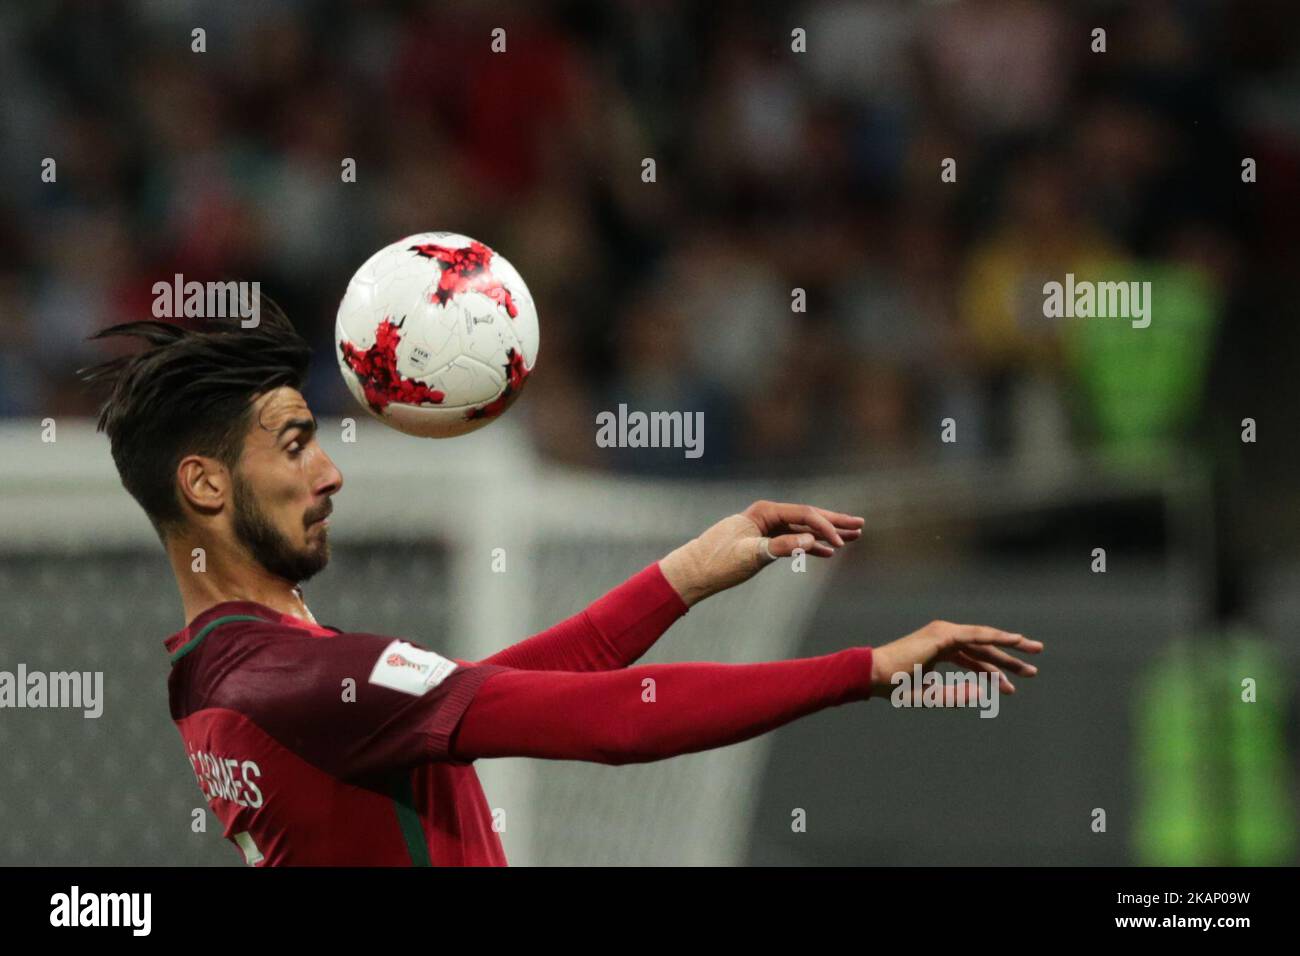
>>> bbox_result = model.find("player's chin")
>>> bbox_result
[296,540,331,581]
[300,526,331,560]
[309,534,330,563]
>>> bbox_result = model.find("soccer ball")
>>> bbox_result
[334,232,539,438]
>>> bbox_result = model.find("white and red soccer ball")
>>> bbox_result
[335,232,539,438]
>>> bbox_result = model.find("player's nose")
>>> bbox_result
[315,449,344,497]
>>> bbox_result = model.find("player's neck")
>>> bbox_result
[168,536,318,628]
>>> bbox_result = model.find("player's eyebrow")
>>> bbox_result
[276,417,317,443]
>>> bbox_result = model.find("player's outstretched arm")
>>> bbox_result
[476,501,862,673]
[452,649,875,765]
[477,563,688,671]
[451,623,1040,765]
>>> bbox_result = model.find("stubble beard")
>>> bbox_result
[231,472,331,585]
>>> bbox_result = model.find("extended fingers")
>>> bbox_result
[766,533,833,558]
[782,506,844,546]
[960,642,1039,677]
[778,504,865,548]
[808,506,865,529]
[781,504,864,533]
[789,523,863,541]
[744,501,865,560]
[952,651,1016,694]
[948,624,1043,653]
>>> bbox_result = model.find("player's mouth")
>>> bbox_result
[306,501,334,530]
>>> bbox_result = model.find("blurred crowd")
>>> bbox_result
[1,0,1297,477]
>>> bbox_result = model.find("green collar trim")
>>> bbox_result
[169,614,266,666]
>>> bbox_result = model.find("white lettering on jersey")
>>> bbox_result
[186,747,265,809]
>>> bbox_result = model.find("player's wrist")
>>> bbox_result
[658,539,710,608]
[868,644,898,697]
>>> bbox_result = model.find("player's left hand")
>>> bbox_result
[659,501,864,607]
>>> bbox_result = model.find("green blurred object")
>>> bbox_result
[1133,635,1296,864]
[1134,640,1220,864]
[1065,261,1220,465]
[1226,633,1297,863]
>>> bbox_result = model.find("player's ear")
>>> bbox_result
[176,455,229,516]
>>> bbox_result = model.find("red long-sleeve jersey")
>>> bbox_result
[163,563,875,866]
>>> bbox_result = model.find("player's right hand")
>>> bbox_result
[869,621,1043,702]
[658,500,864,607]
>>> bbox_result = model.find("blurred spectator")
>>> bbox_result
[0,0,1285,486]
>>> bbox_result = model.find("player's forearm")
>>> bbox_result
[450,647,874,765]
[477,563,688,671]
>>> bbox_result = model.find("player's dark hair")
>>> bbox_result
[78,300,312,537]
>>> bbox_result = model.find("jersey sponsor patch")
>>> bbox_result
[368,640,458,696]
